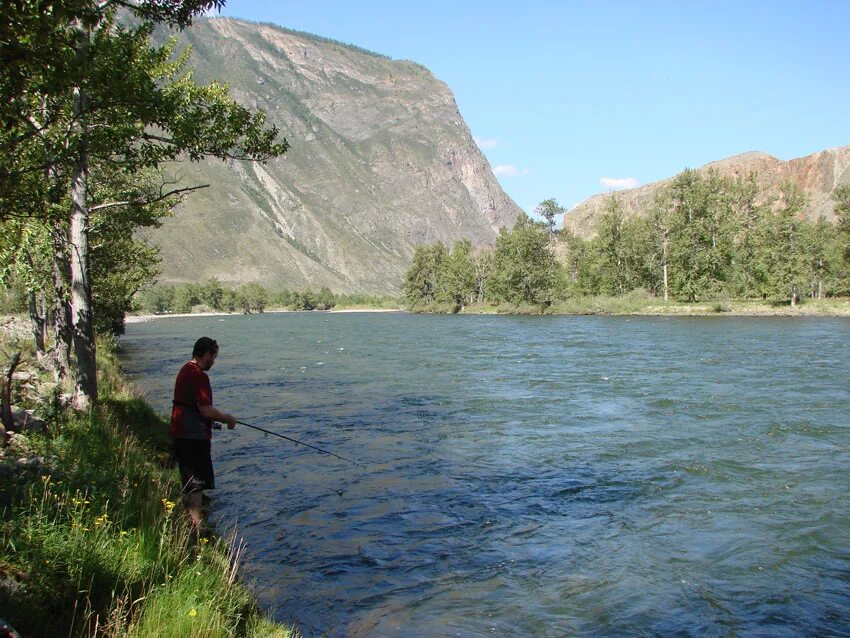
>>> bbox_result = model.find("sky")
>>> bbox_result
[212,1,850,220]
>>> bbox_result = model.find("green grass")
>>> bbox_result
[0,344,297,638]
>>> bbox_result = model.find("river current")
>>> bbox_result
[120,313,850,637]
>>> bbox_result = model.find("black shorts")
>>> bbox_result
[173,438,215,493]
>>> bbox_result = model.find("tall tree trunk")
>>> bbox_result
[1,352,21,438]
[662,234,669,302]
[70,131,97,408]
[51,217,73,382]
[28,290,46,354]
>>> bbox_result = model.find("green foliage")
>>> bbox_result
[133,283,399,315]
[663,169,736,301]
[402,242,448,306]
[437,240,477,308]
[235,282,269,314]
[0,0,288,409]
[754,183,809,302]
[835,184,850,268]
[402,171,850,310]
[534,197,565,239]
[592,196,648,295]
[489,214,561,307]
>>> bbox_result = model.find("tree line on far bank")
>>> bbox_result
[403,170,850,311]
[134,281,396,314]
[1,279,397,318]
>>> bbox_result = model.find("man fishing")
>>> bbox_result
[170,337,237,531]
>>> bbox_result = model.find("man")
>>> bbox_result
[170,336,236,531]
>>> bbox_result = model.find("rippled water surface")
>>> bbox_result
[121,313,850,637]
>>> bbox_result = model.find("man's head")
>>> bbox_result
[192,337,219,371]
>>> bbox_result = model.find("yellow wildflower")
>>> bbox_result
[161,498,176,514]
[188,608,197,618]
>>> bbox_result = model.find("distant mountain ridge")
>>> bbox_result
[564,145,850,238]
[146,17,521,293]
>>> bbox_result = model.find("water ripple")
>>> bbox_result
[121,314,850,636]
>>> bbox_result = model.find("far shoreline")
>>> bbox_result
[124,307,406,323]
[122,298,850,324]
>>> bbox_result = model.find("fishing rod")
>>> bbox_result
[234,420,367,469]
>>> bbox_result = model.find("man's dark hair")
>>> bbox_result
[192,337,219,358]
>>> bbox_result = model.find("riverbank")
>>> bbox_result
[126,307,405,324]
[418,296,850,317]
[0,338,295,637]
[126,297,850,323]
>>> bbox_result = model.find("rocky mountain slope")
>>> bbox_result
[563,145,850,238]
[147,18,521,293]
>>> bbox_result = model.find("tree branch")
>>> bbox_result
[88,183,210,212]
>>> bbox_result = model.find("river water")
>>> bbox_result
[120,313,850,637]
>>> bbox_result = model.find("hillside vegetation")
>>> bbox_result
[404,170,850,312]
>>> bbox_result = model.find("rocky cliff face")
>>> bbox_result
[564,145,850,238]
[146,18,521,293]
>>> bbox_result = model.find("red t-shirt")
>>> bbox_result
[170,360,214,440]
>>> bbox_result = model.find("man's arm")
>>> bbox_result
[199,405,237,429]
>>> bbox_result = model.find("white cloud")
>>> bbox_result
[600,177,639,191]
[494,164,529,178]
[474,137,499,149]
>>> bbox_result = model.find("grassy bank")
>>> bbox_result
[0,340,295,637]
[409,295,850,317]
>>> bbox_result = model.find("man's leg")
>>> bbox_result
[184,491,203,530]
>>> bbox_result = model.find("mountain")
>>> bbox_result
[563,145,850,238]
[146,18,521,294]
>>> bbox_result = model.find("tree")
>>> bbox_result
[0,218,53,353]
[727,175,769,299]
[402,243,448,306]
[593,195,647,295]
[238,282,268,313]
[800,217,838,299]
[437,240,476,309]
[835,185,850,266]
[88,166,174,334]
[200,278,225,311]
[664,170,736,301]
[315,287,336,310]
[489,214,559,307]
[642,199,674,300]
[757,183,808,305]
[1,1,288,407]
[534,198,565,243]
[471,250,492,303]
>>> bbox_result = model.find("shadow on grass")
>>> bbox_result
[102,396,172,462]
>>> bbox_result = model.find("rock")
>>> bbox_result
[565,146,850,238]
[144,18,522,294]
[6,433,29,455]
[10,407,47,433]
[15,456,43,471]
[11,371,33,383]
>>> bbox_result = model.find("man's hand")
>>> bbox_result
[225,414,236,430]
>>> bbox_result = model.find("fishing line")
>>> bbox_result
[234,419,368,470]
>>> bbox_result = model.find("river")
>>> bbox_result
[120,312,850,637]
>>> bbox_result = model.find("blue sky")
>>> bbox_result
[213,1,850,218]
